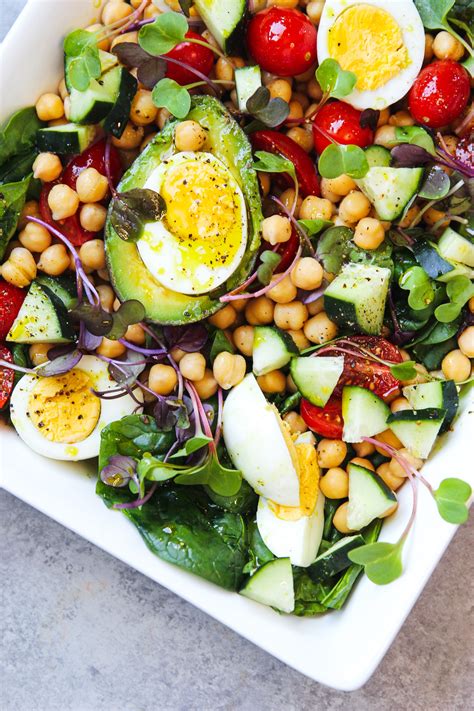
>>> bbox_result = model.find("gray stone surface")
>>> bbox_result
[1,4,473,710]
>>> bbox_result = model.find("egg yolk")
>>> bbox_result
[328,4,409,91]
[28,369,100,444]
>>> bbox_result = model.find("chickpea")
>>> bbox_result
[390,397,411,413]
[213,352,246,390]
[469,296,474,314]
[424,33,434,62]
[37,244,70,276]
[353,217,385,250]
[144,3,161,19]
[458,326,474,358]
[258,172,271,197]
[307,78,323,101]
[267,0,299,7]
[338,191,371,223]
[388,449,423,479]
[267,79,292,102]
[262,214,292,245]
[102,0,133,26]
[306,0,325,24]
[388,110,415,127]
[111,122,144,149]
[78,239,106,271]
[156,108,171,130]
[85,22,110,51]
[18,200,40,230]
[129,89,157,126]
[307,296,325,316]
[377,462,404,491]
[423,207,448,228]
[29,343,51,367]
[333,502,353,534]
[287,373,298,393]
[97,337,127,358]
[1,247,37,287]
[433,31,464,61]
[279,188,302,216]
[399,205,420,229]
[245,296,274,325]
[304,312,338,344]
[323,174,356,197]
[257,369,286,393]
[122,324,145,346]
[288,329,310,350]
[283,411,308,434]
[76,168,108,204]
[377,108,390,127]
[291,91,310,111]
[287,100,304,121]
[299,196,333,221]
[232,299,247,314]
[400,363,429,386]
[274,301,308,331]
[374,429,403,454]
[320,467,349,499]
[286,127,313,153]
[174,120,207,152]
[190,368,217,400]
[148,364,178,396]
[291,257,323,290]
[47,184,79,220]
[208,304,237,330]
[110,30,138,51]
[35,93,64,121]
[80,203,107,232]
[215,57,235,87]
[441,349,471,382]
[267,275,297,304]
[179,352,206,382]
[320,179,341,203]
[374,125,397,149]
[18,222,51,253]
[233,325,254,356]
[32,152,62,182]
[97,284,115,312]
[317,439,347,468]
[353,441,375,458]
[350,457,375,471]
[63,96,72,121]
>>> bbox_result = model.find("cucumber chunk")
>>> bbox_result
[235,65,262,112]
[308,534,365,580]
[193,0,246,53]
[252,325,298,376]
[364,145,391,168]
[69,66,122,124]
[324,262,391,335]
[437,227,474,268]
[36,123,95,155]
[6,281,74,344]
[342,385,390,442]
[403,380,458,433]
[347,463,397,530]
[103,69,138,138]
[35,274,77,310]
[387,408,446,459]
[356,166,423,220]
[240,558,295,613]
[290,355,344,407]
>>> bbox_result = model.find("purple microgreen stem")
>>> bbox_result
[0,359,35,375]
[117,338,167,356]
[271,194,315,255]
[214,386,224,448]
[113,482,158,510]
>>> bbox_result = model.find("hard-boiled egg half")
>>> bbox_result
[10,355,142,461]
[223,375,324,567]
[317,0,425,109]
[137,151,248,296]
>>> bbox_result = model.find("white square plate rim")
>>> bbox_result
[1,0,472,691]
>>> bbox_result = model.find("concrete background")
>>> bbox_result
[1,2,473,709]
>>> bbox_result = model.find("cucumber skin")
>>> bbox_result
[103,70,138,138]
[36,126,93,155]
[308,534,365,581]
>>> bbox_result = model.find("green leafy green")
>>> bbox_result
[412,338,457,370]
[210,329,234,364]
[316,225,393,274]
[434,275,474,323]
[205,480,257,514]
[136,452,183,483]
[318,144,369,180]
[253,150,296,180]
[63,29,101,91]
[243,519,275,576]
[418,166,450,199]
[107,300,146,340]
[315,58,357,99]
[246,87,290,128]
[433,478,472,523]
[178,0,192,17]
[0,175,31,259]
[390,361,417,380]
[298,219,332,237]
[348,541,404,585]
[399,266,435,310]
[0,107,44,168]
[414,0,473,56]
[99,414,174,472]
[412,240,453,278]
[169,434,213,459]
[394,125,436,154]
[257,249,282,286]
[109,188,166,243]
[138,11,188,55]
[174,449,242,497]
[293,570,330,616]
[151,77,191,119]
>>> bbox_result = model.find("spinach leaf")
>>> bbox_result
[99,414,174,471]
[243,519,274,575]
[293,570,330,616]
[0,107,43,167]
[0,149,37,185]
[210,329,234,365]
[0,175,31,259]
[204,480,257,514]
[316,225,393,274]
[414,0,473,54]
[412,337,457,370]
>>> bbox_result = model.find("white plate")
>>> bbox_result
[1,0,472,690]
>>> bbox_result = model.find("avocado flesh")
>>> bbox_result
[105,96,262,325]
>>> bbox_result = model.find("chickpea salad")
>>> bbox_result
[0,0,473,614]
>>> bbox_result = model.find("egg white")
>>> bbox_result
[137,151,248,296]
[317,0,425,110]
[10,355,142,461]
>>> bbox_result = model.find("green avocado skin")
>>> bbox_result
[105,96,262,325]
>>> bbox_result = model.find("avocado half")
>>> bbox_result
[105,96,262,325]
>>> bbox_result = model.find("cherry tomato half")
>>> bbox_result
[251,130,320,197]
[164,31,214,86]
[275,225,299,273]
[0,280,26,341]
[312,101,374,156]
[300,396,343,439]
[0,345,14,409]
[247,7,317,77]
[408,60,470,129]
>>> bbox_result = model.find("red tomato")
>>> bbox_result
[39,139,122,247]
[0,281,26,340]
[320,335,402,399]
[312,101,374,155]
[275,225,299,273]
[300,396,343,439]
[247,7,317,77]
[164,31,214,86]
[408,60,470,129]
[250,130,320,196]
[0,345,14,409]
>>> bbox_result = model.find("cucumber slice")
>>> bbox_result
[65,49,118,92]
[347,463,397,530]
[342,385,390,442]
[35,274,77,310]
[36,123,95,155]
[235,65,262,112]
[403,380,458,434]
[240,558,294,613]
[387,408,446,459]
[308,534,365,580]
[290,355,344,407]
[436,262,474,283]
[252,325,298,376]
[6,281,74,344]
[324,262,391,335]
[193,0,247,53]
[69,65,122,124]
[355,166,423,220]
[437,227,474,268]
[364,145,391,168]
[103,69,138,138]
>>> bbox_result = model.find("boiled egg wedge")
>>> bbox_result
[137,151,248,296]
[10,355,142,461]
[317,0,425,110]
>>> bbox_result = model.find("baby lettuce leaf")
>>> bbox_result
[0,107,43,167]
[99,414,175,471]
[0,175,31,259]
